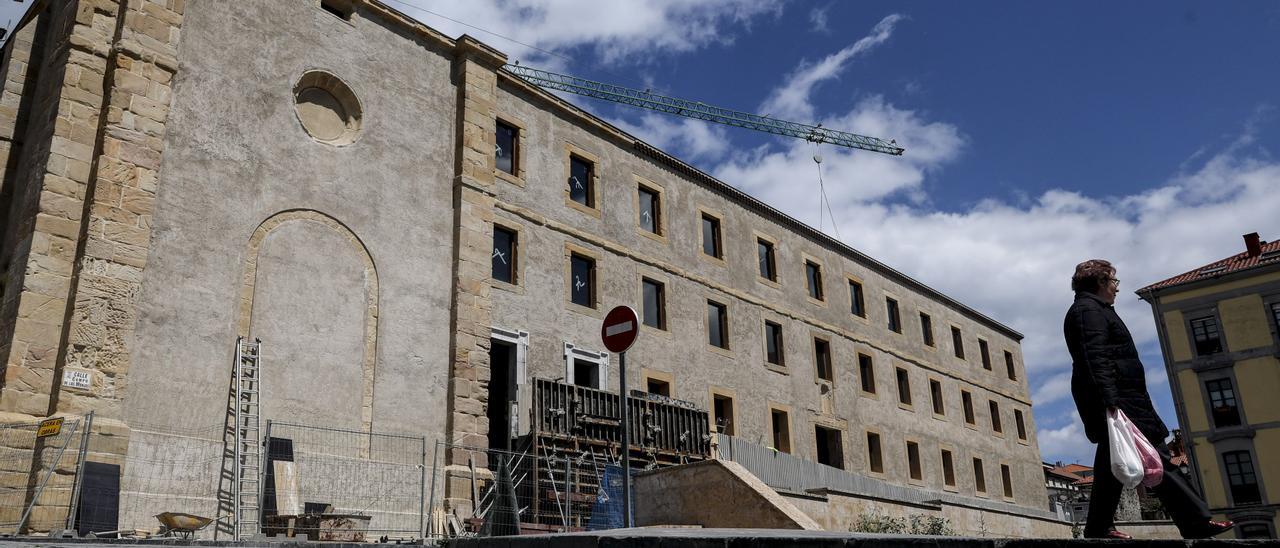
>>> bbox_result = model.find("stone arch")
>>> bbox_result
[237,209,379,431]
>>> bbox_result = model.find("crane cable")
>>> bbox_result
[813,143,842,241]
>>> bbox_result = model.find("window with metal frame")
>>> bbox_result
[1190,316,1223,356]
[764,321,784,365]
[701,214,722,258]
[707,300,729,349]
[1205,378,1242,427]
[492,226,516,284]
[641,278,666,330]
[638,185,661,234]
[569,253,595,307]
[568,155,594,207]
[1223,451,1261,505]
[495,120,518,175]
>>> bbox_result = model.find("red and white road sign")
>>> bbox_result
[601,306,639,353]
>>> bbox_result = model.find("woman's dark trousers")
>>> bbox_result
[1085,437,1212,537]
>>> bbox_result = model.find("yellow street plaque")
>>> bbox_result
[37,417,63,438]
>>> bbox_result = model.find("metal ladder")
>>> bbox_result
[233,337,263,539]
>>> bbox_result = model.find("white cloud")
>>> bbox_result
[392,0,784,65]
[1033,372,1073,407]
[612,112,732,163]
[809,5,831,34]
[759,14,904,122]
[1037,411,1094,465]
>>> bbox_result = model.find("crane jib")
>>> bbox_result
[503,65,904,156]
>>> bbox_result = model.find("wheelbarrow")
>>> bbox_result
[154,512,216,539]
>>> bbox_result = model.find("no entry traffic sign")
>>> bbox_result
[601,306,639,353]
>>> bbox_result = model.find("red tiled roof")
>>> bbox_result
[1138,236,1280,293]
[1060,463,1093,475]
[1074,476,1094,486]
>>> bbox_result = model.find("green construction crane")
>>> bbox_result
[503,64,905,156]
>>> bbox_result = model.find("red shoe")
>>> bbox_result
[1084,529,1133,539]
[1188,520,1234,539]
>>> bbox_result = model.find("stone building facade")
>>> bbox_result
[1138,233,1280,539]
[0,0,1050,534]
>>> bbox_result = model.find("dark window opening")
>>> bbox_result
[814,338,833,382]
[849,280,865,317]
[907,441,922,481]
[638,186,660,234]
[867,432,883,473]
[1004,351,1017,380]
[568,155,594,207]
[920,313,934,346]
[573,359,600,389]
[1190,316,1223,356]
[320,0,354,20]
[952,327,965,359]
[1015,409,1027,441]
[764,321,784,366]
[962,391,976,425]
[930,379,944,415]
[973,458,987,493]
[858,354,876,393]
[642,278,666,330]
[757,239,776,281]
[979,339,991,370]
[492,226,516,284]
[701,214,722,258]
[815,425,844,469]
[713,394,735,435]
[886,298,901,333]
[646,378,670,397]
[1205,378,1241,428]
[1001,464,1014,499]
[896,367,911,406]
[1224,451,1261,505]
[569,253,595,308]
[771,409,791,453]
[941,449,956,487]
[1271,302,1280,334]
[708,300,728,349]
[989,400,1002,433]
[806,261,824,300]
[495,120,518,175]
[487,340,517,451]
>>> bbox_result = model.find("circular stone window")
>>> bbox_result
[293,71,362,145]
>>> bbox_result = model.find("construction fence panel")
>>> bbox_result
[442,442,632,537]
[262,421,428,541]
[112,421,229,539]
[0,416,86,536]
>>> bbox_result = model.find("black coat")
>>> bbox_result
[1064,292,1168,445]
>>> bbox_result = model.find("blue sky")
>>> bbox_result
[402,1,1280,465]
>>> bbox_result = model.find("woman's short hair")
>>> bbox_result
[1072,259,1114,293]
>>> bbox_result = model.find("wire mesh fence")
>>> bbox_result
[0,415,87,536]
[113,420,228,539]
[442,441,632,537]
[262,421,428,541]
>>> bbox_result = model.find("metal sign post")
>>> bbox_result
[601,306,639,528]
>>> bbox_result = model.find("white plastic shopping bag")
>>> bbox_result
[1126,416,1165,488]
[1108,408,1144,489]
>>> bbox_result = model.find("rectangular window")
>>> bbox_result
[495,120,518,175]
[757,238,776,281]
[1001,464,1014,499]
[641,278,666,330]
[920,313,934,346]
[805,261,824,300]
[568,155,594,207]
[907,441,922,481]
[858,354,876,394]
[1205,378,1242,427]
[573,359,601,389]
[814,338,833,382]
[770,408,791,453]
[896,367,912,406]
[973,458,987,494]
[701,214,722,258]
[1004,351,1017,380]
[707,300,728,349]
[886,298,901,333]
[569,253,595,308]
[930,379,945,416]
[849,280,866,317]
[979,339,991,370]
[637,185,661,234]
[1272,302,1280,334]
[1190,316,1223,356]
[712,393,735,435]
[764,321,784,366]
[941,449,956,487]
[492,226,516,284]
[867,431,883,473]
[952,327,965,359]
[989,400,1002,433]
[1015,409,1027,441]
[1223,451,1261,505]
[962,391,976,425]
[815,425,844,469]
[646,377,670,396]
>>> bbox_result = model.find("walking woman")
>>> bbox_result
[1064,259,1234,539]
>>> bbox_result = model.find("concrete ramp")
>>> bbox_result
[633,459,821,530]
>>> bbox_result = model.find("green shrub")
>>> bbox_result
[850,512,955,535]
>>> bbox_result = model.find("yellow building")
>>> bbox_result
[1137,232,1280,539]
